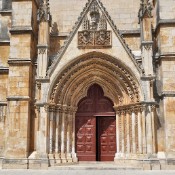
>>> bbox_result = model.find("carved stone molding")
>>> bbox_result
[39,48,46,54]
[50,53,140,106]
[36,81,41,90]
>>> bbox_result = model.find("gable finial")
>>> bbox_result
[138,0,153,21]
[37,0,52,23]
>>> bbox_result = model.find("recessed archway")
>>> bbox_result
[45,52,156,164]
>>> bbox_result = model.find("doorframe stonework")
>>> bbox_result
[30,52,158,168]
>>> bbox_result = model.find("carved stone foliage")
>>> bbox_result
[78,1,111,49]
[138,0,153,20]
[37,0,51,22]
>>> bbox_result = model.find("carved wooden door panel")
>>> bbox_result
[98,117,116,161]
[76,116,96,161]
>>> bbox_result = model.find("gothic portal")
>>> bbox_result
[0,0,175,170]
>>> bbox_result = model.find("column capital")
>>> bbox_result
[151,104,156,112]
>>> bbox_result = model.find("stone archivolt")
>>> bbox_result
[49,52,140,106]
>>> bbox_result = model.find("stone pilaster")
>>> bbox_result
[3,0,36,169]
[37,0,52,78]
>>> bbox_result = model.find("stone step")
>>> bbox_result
[49,162,143,170]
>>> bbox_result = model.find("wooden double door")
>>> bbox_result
[75,84,116,161]
[76,116,116,161]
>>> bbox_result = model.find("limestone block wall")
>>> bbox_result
[161,59,175,92]
[0,105,6,157]
[12,1,32,27]
[159,27,175,54]
[0,74,8,101]
[10,34,32,59]
[164,97,175,158]
[159,0,175,20]
[0,44,10,67]
[50,0,140,34]
[3,0,38,164]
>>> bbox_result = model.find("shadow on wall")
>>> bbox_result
[2,0,12,10]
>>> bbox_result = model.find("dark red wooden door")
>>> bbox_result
[76,116,96,161]
[75,84,116,161]
[97,117,116,161]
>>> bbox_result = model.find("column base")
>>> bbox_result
[71,153,78,163]
[48,154,55,166]
[55,153,61,164]
[114,152,125,160]
[157,152,166,159]
[61,153,67,163]
[66,153,73,163]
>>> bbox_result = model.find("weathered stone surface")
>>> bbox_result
[0,0,175,169]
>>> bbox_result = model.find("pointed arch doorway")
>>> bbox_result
[75,84,116,161]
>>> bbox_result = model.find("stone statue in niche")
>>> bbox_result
[89,1,100,30]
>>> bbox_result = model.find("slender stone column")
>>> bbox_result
[61,105,67,163]
[35,106,40,152]
[126,110,131,154]
[55,105,61,163]
[146,105,153,154]
[138,107,143,154]
[37,105,49,158]
[141,106,147,154]
[114,109,121,160]
[66,107,73,162]
[48,105,56,166]
[151,105,156,154]
[132,108,136,154]
[121,111,125,154]
[71,107,78,162]
[49,107,54,154]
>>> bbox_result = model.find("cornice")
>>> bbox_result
[155,19,175,34]
[0,67,9,73]
[10,26,33,34]
[8,58,32,65]
[0,10,12,14]
[7,96,31,101]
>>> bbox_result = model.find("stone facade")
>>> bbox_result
[0,0,175,170]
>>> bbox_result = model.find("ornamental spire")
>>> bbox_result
[138,0,153,21]
[37,0,52,23]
